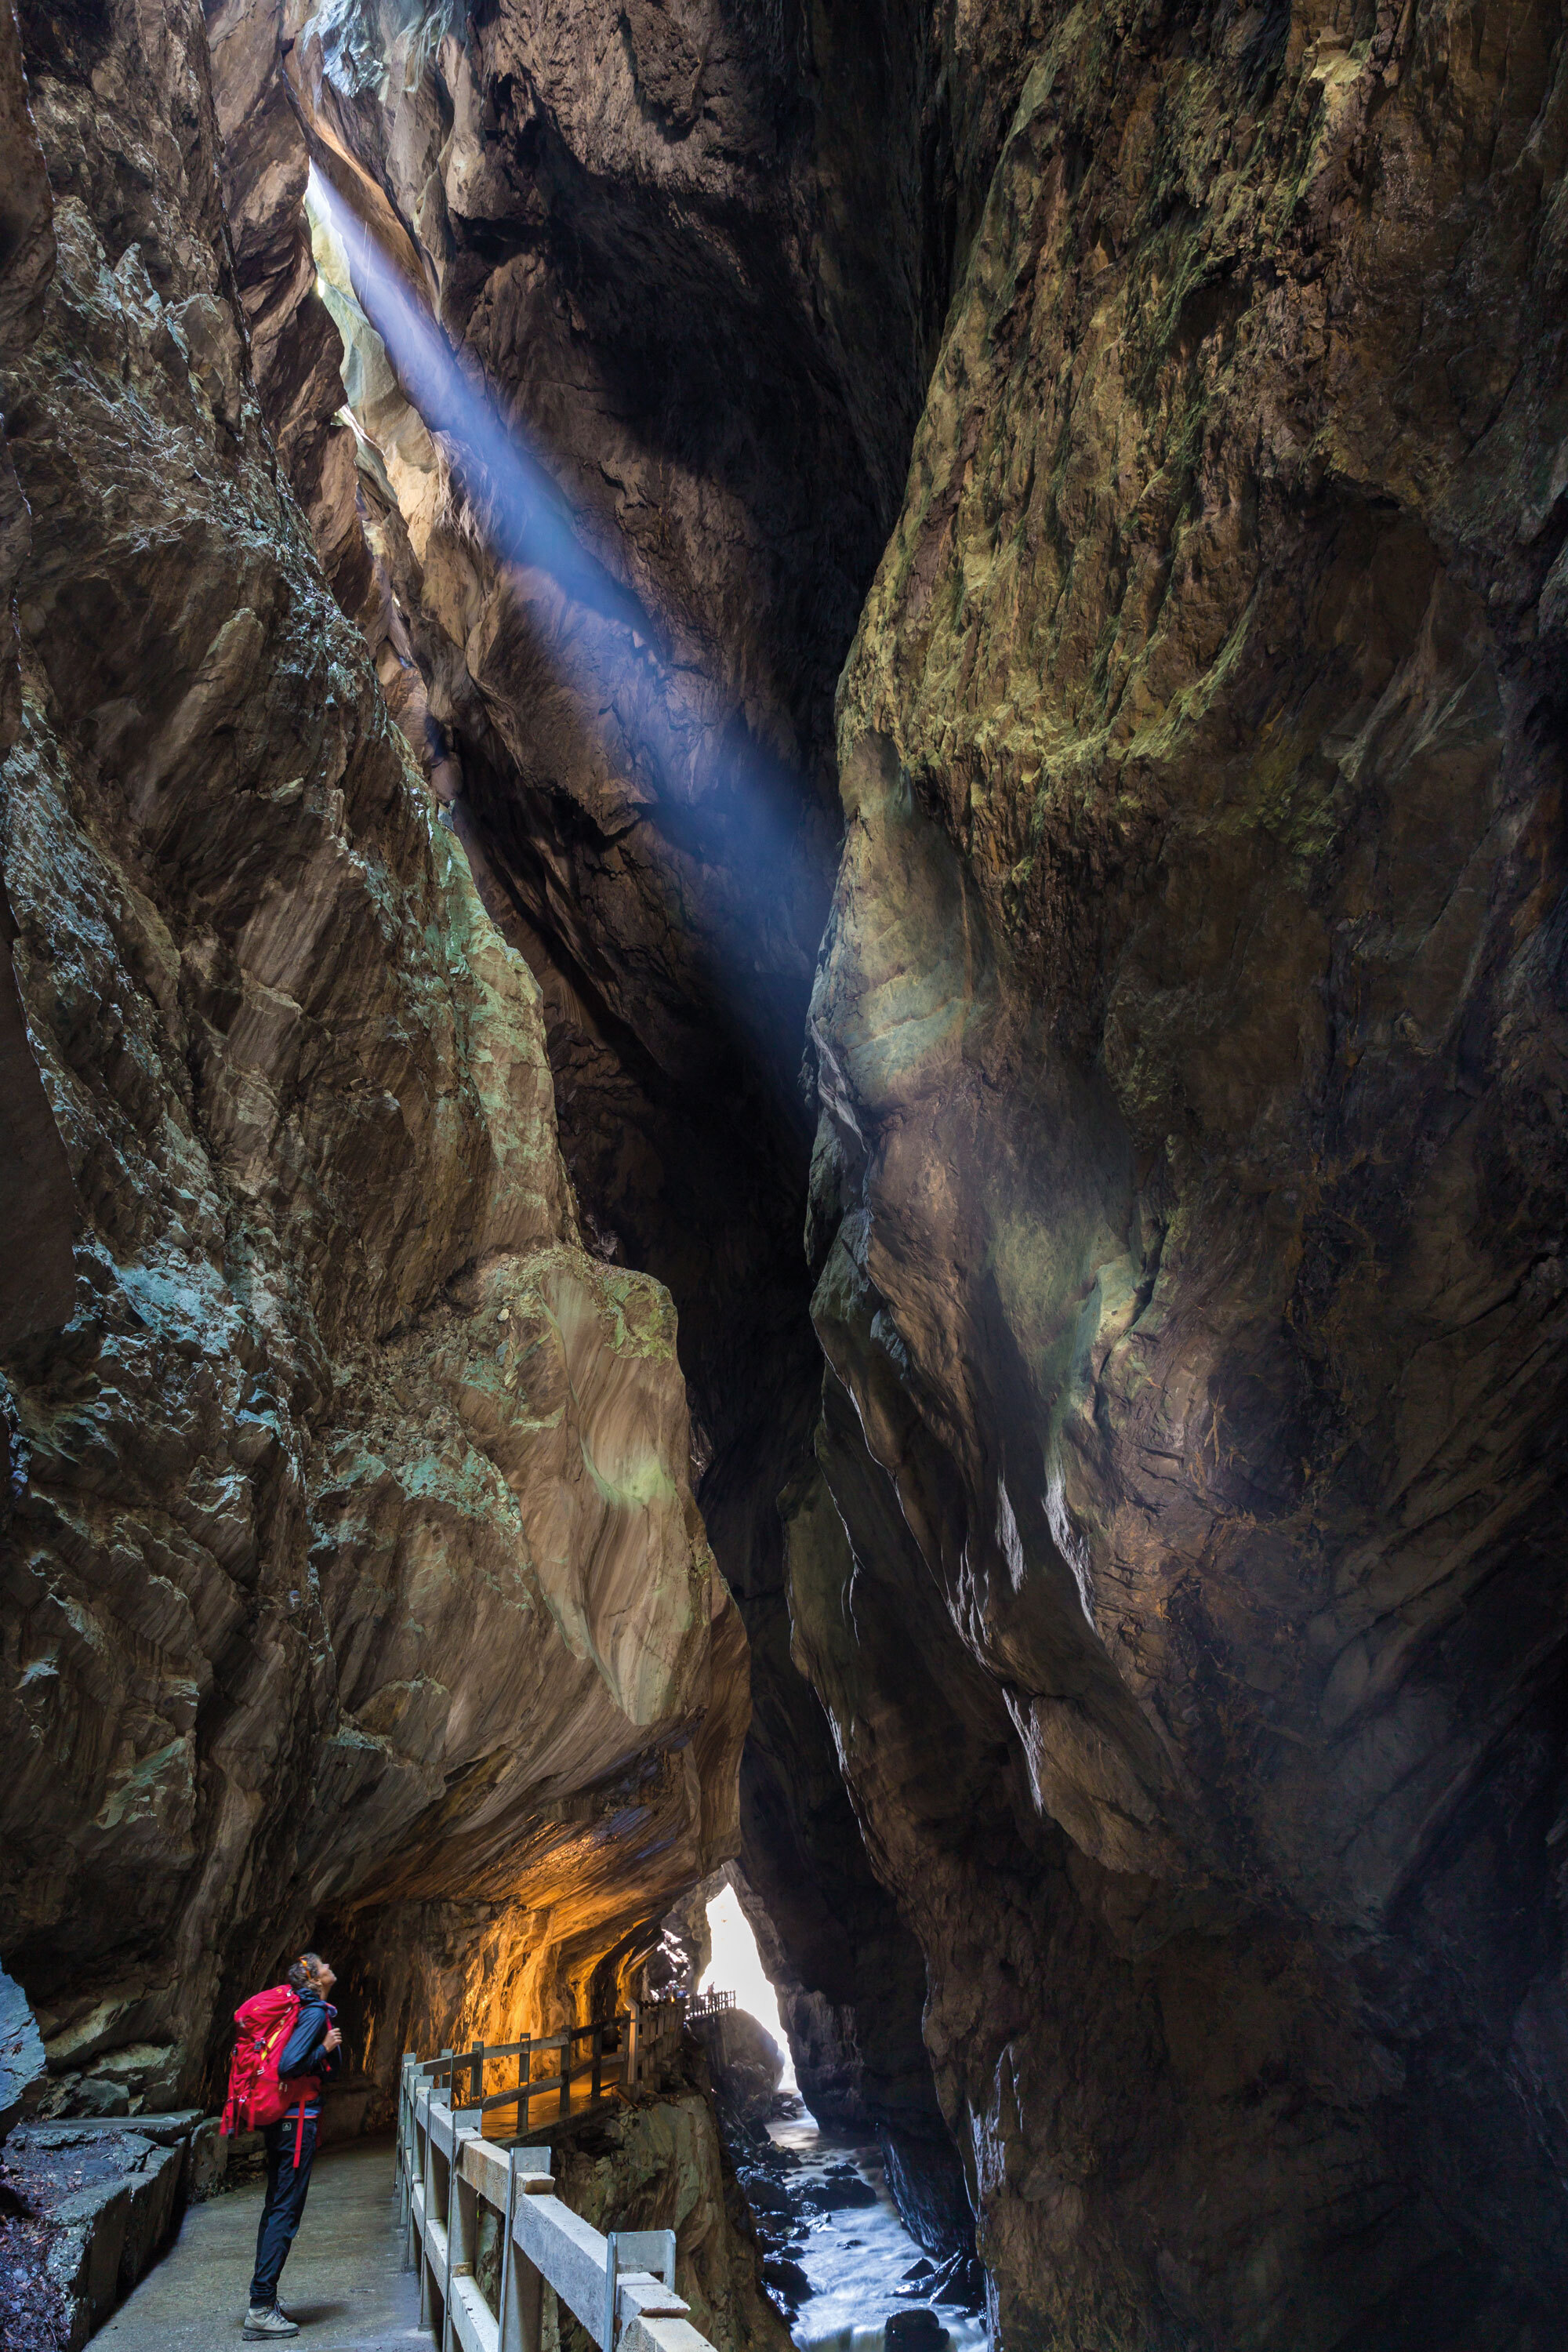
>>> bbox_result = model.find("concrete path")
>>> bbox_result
[96,2136,428,2352]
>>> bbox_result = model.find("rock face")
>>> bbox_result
[197,0,971,2246]
[689,2005,784,2127]
[0,0,75,1367]
[7,0,1568,2342]
[797,2,1568,2346]
[9,2117,193,2348]
[0,0,745,2121]
[0,1965,45,2144]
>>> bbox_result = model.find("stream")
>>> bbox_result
[728,2106,989,2352]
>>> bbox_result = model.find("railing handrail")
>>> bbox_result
[408,1998,693,2132]
[684,1990,735,2020]
[396,2054,721,2352]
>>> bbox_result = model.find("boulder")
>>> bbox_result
[187,2116,229,2201]
[800,2168,877,2214]
[694,2009,784,2126]
[884,2310,946,2352]
[43,2136,181,2350]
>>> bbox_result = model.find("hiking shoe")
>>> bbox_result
[243,2307,299,2339]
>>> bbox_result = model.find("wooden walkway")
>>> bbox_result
[94,1996,713,2352]
[96,2136,422,2351]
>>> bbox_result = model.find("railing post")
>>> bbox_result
[397,2055,416,2252]
[472,2038,485,2106]
[603,2230,620,2352]
[408,2071,427,2277]
[590,2023,603,2104]
[627,2001,640,2096]
[498,2144,520,2352]
[396,2060,407,2219]
[560,2031,572,2120]
[444,2104,482,2352]
[420,2089,444,2331]
[397,2053,415,2186]
[501,2147,551,2352]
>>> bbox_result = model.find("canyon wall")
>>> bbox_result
[6,0,1567,2342]
[0,0,744,2120]
[798,0,1568,2346]
[195,2,1568,2338]
[206,0,972,2236]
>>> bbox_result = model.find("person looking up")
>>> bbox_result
[243,1951,343,2339]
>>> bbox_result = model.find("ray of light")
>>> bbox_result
[303,157,828,1023]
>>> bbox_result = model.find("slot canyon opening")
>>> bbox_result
[699,1885,797,2094]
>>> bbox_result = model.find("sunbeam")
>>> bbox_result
[304,156,828,1044]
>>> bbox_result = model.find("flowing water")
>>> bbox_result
[739,2108,989,2352]
[697,1896,987,2352]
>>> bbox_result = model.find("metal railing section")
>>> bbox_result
[396,2054,722,2352]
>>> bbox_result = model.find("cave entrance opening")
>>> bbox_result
[699,1883,797,2092]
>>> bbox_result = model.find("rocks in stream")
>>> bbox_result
[758,2252,810,2311]
[884,2312,947,2352]
[799,2165,879,2216]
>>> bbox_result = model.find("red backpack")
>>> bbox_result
[220,1985,321,2166]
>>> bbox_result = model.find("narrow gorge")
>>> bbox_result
[2,0,1566,2344]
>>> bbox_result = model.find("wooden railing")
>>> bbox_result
[684,1991,735,2023]
[397,2053,721,2352]
[402,1998,689,2140]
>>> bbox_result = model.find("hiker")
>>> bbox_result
[241,1952,343,2340]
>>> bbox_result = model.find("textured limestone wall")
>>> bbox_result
[800,0,1568,2343]
[0,0,75,1360]
[0,0,745,2121]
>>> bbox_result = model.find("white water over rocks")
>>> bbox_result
[765,2114,988,2352]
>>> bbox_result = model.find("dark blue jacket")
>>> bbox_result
[278,1992,342,2118]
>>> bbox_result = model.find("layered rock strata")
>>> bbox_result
[0,0,744,2121]
[798,0,1568,2344]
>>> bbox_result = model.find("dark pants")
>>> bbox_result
[249,2114,318,2307]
